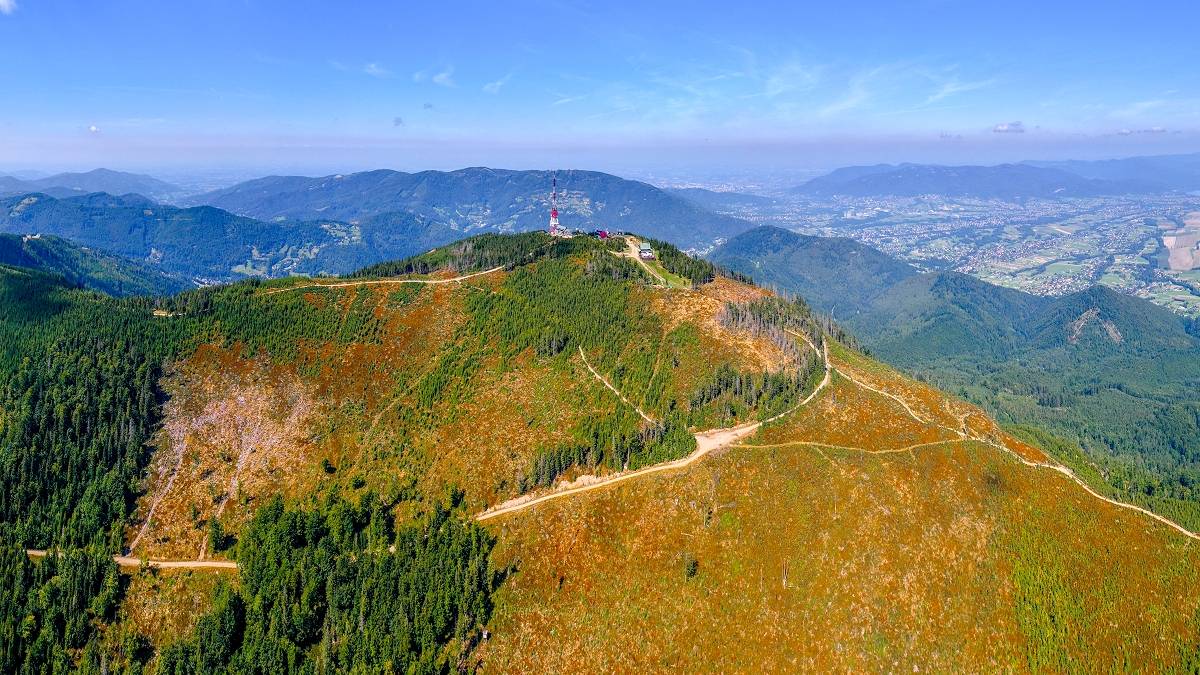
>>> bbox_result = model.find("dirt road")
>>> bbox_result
[262,266,504,295]
[578,346,656,424]
[477,341,832,521]
[828,360,1200,543]
[482,338,1199,543]
[610,236,668,286]
[25,549,238,570]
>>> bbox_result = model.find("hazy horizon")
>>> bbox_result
[2,0,1198,176]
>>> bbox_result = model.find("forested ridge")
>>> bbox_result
[370,233,825,495]
[0,253,499,671]
[0,234,190,297]
[0,231,821,672]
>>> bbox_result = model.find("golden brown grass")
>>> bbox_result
[650,280,791,377]
[129,345,317,559]
[117,568,235,648]
[480,341,1199,672]
[483,438,1200,672]
[755,371,959,450]
[410,351,619,509]
[123,268,1200,670]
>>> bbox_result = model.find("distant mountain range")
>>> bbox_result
[0,232,189,296]
[5,154,1195,286]
[0,168,183,201]
[187,167,752,249]
[0,168,758,283]
[0,192,373,282]
[1026,152,1200,193]
[794,162,1163,199]
[712,226,1200,513]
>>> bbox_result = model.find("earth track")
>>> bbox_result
[477,340,831,521]
[25,549,238,570]
[578,345,656,424]
[261,266,504,295]
[829,360,1200,543]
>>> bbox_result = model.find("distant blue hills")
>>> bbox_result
[0,168,182,201]
[0,168,755,284]
[793,152,1200,198]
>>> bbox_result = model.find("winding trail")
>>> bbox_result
[262,266,504,296]
[811,360,1200,543]
[740,438,960,456]
[477,340,831,522]
[128,442,186,553]
[101,256,1194,576]
[25,549,238,570]
[485,332,1199,542]
[578,346,656,424]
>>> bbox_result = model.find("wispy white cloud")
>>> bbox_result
[925,77,995,104]
[817,63,907,118]
[1110,99,1166,118]
[363,63,391,78]
[0,0,16,16]
[820,78,870,117]
[764,62,820,98]
[414,66,456,87]
[483,72,513,94]
[992,121,1025,133]
[553,94,586,106]
[432,66,456,87]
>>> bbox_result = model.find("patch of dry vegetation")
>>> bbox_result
[483,438,1200,672]
[650,279,791,378]
[481,341,1198,671]
[114,568,235,649]
[755,371,958,450]
[412,352,619,509]
[132,268,798,554]
[115,247,1200,670]
[828,341,1044,462]
[128,282,476,558]
[129,345,317,560]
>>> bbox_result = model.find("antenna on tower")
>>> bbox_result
[548,174,563,236]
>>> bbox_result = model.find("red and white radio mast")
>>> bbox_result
[548,175,561,235]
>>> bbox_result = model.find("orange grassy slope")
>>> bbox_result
[480,339,1200,672]
[126,265,801,557]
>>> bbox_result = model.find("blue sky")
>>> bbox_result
[1,0,1198,175]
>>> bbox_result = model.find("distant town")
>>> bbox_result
[685,190,1200,317]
